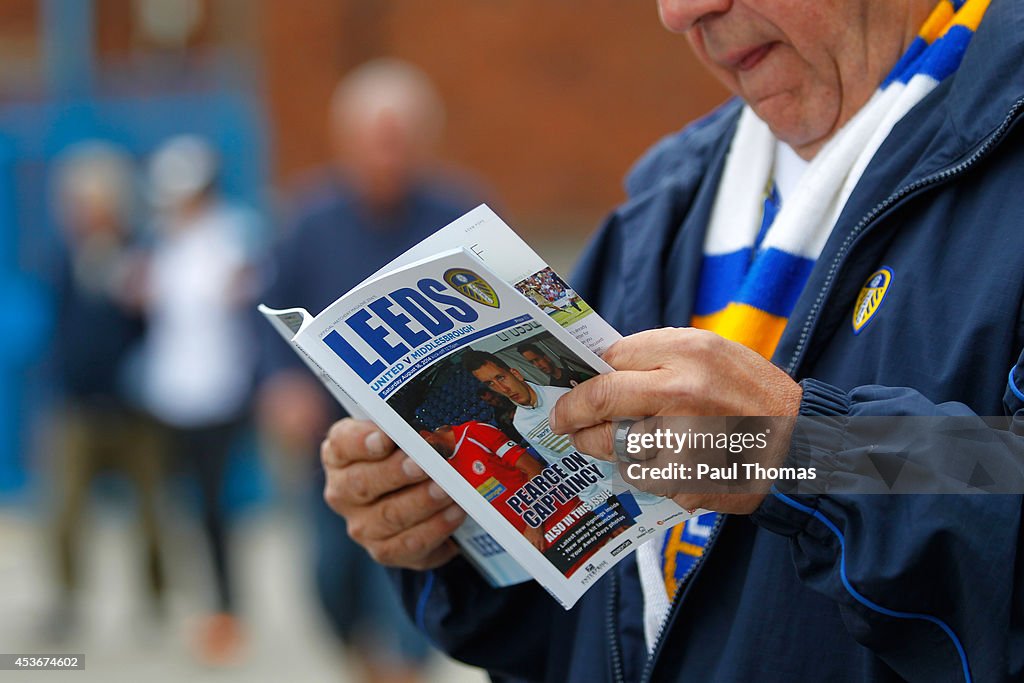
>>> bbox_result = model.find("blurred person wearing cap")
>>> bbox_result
[46,141,166,639]
[138,134,263,665]
[258,58,486,683]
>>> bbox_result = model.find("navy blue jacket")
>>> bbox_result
[393,1,1024,680]
[53,247,144,404]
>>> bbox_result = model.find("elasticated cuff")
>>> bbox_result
[750,378,853,536]
[798,377,853,417]
[1005,363,1024,415]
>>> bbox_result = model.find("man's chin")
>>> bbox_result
[746,85,842,158]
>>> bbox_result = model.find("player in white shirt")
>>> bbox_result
[461,350,661,510]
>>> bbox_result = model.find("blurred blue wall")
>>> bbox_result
[0,0,271,497]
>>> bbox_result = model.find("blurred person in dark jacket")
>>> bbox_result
[48,141,165,638]
[139,135,263,665]
[258,58,482,683]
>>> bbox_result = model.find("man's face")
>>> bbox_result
[658,0,929,158]
[472,361,535,407]
[421,425,455,457]
[62,185,125,242]
[335,109,422,208]
[521,350,556,377]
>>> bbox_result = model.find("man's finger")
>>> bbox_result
[602,328,711,370]
[415,539,461,571]
[355,479,457,541]
[550,371,662,434]
[323,418,397,468]
[328,448,430,508]
[365,505,467,568]
[670,494,707,515]
[570,423,616,461]
[620,460,681,499]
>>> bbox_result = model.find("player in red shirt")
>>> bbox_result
[421,421,571,551]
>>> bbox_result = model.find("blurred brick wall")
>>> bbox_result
[8,1,728,235]
[259,0,729,235]
[0,0,40,91]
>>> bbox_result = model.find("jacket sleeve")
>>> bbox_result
[569,212,625,318]
[750,360,1024,683]
[389,559,567,682]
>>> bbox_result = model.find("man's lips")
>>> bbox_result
[722,43,776,72]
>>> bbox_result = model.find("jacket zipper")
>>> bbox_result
[605,515,728,683]
[784,97,1024,377]
[606,569,627,683]
[638,514,726,683]
[613,98,1024,683]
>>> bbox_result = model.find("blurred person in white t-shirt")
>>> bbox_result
[139,135,262,665]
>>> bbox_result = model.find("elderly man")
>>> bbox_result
[320,0,1024,680]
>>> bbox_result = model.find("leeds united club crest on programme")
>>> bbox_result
[444,268,500,308]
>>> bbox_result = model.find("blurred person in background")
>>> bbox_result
[139,134,263,665]
[258,58,483,683]
[47,141,165,639]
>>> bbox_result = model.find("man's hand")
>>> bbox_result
[549,328,803,514]
[321,418,467,570]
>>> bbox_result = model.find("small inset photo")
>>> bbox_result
[514,267,593,327]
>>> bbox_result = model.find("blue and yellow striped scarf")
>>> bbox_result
[662,0,991,599]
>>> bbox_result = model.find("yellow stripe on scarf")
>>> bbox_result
[662,523,706,599]
[919,1,956,42]
[691,303,788,360]
[920,0,990,43]
[945,0,990,35]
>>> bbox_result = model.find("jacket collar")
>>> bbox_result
[592,0,1024,353]
[775,0,1024,375]
[944,0,1024,156]
[608,101,741,333]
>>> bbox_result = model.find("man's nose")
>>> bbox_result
[658,0,733,33]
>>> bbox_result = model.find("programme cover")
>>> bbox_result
[260,209,693,608]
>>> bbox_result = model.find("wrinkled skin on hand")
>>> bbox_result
[320,418,467,570]
[549,328,803,514]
